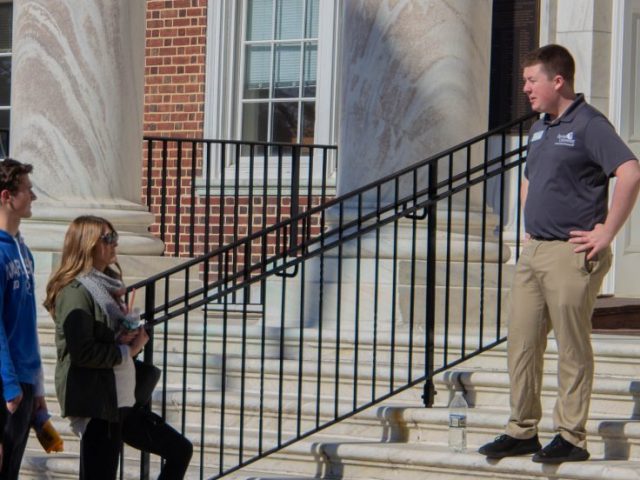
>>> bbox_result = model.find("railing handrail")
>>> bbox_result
[133,140,528,328]
[131,112,536,292]
[133,111,537,480]
[143,135,338,150]
[143,136,338,258]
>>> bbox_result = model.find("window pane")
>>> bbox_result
[305,0,319,38]
[242,102,269,142]
[0,57,10,106]
[274,44,300,98]
[302,43,316,97]
[241,0,319,145]
[301,101,315,144]
[244,45,271,99]
[0,4,12,53]
[275,0,303,40]
[246,0,273,41]
[272,102,298,143]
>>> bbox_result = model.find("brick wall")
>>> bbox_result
[144,0,211,259]
[143,2,330,263]
[144,0,207,138]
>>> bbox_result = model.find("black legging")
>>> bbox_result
[80,418,121,480]
[80,407,192,480]
[121,407,193,480]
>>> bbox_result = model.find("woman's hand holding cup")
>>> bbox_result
[129,326,149,357]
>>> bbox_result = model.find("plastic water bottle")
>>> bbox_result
[448,391,468,452]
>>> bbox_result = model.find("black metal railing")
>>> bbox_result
[127,113,536,479]
[0,129,8,158]
[143,137,337,258]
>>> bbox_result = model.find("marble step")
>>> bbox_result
[36,338,640,426]
[29,382,638,480]
[21,445,218,480]
[25,360,635,478]
[37,308,640,376]
[31,374,640,462]
[439,370,640,417]
[31,307,640,480]
[134,406,640,464]
[310,442,640,480]
[105,410,640,480]
[150,351,638,415]
[383,406,640,460]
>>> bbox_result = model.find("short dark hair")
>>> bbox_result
[0,158,34,194]
[523,44,575,85]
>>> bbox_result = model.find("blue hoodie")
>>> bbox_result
[0,229,43,401]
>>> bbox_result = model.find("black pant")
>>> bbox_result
[121,407,193,480]
[80,407,193,480]
[1,383,34,480]
[80,417,121,480]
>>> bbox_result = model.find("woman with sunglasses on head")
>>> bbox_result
[44,215,192,480]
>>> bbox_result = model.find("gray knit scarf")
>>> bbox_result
[77,269,126,331]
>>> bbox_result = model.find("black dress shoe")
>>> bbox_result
[478,434,542,458]
[532,434,590,463]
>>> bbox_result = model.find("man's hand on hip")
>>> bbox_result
[569,223,613,260]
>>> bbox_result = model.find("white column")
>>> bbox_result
[332,0,502,257]
[10,0,163,255]
[553,0,613,112]
[332,0,503,262]
[267,1,513,336]
[337,0,493,196]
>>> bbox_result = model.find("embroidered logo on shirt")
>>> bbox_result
[555,132,575,147]
[531,130,544,142]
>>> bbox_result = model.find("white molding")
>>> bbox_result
[203,0,238,141]
[539,0,557,45]
[313,0,338,145]
[604,0,625,294]
[609,0,626,132]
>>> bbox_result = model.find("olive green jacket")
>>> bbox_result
[53,280,122,422]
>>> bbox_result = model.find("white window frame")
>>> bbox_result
[203,0,338,194]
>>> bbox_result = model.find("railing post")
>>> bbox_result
[145,138,153,210]
[289,145,300,252]
[422,160,437,407]
[139,283,155,480]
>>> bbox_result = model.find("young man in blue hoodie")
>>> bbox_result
[0,158,46,478]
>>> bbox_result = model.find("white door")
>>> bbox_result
[611,0,640,297]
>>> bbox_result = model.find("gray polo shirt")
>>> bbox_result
[524,94,637,239]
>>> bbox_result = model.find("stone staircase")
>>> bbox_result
[18,252,640,479]
[210,332,639,480]
[21,302,640,480]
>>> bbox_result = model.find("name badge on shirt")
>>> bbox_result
[531,130,544,142]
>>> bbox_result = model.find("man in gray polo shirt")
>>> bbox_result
[479,44,640,463]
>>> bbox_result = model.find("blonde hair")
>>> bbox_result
[44,215,122,315]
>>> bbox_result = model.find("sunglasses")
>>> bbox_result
[100,231,119,245]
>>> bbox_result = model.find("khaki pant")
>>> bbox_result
[505,240,612,449]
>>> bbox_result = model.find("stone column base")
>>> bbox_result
[22,204,164,255]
